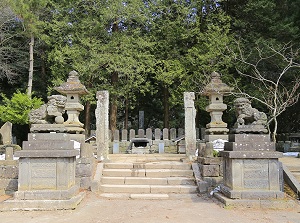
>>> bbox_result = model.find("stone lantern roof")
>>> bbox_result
[55,70,89,95]
[202,72,232,96]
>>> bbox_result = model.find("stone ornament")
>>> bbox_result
[55,70,88,128]
[233,97,268,133]
[202,72,233,135]
[29,95,67,124]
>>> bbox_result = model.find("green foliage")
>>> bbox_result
[0,91,43,125]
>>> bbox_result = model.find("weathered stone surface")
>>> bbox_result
[15,150,79,158]
[29,95,66,125]
[202,72,231,135]
[184,92,196,159]
[18,157,76,191]
[199,164,220,177]
[96,91,109,161]
[205,134,228,143]
[0,165,18,179]
[76,163,93,177]
[220,151,282,159]
[28,132,71,142]
[229,134,271,143]
[198,157,222,165]
[225,142,275,151]
[0,122,12,144]
[30,124,68,133]
[0,179,18,192]
[232,98,268,134]
[23,141,75,150]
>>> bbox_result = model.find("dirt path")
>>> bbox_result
[0,192,299,223]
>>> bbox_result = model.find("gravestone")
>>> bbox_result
[138,129,144,138]
[138,111,144,129]
[0,122,12,145]
[121,129,128,141]
[129,129,135,140]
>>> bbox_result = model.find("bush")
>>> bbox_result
[0,90,43,125]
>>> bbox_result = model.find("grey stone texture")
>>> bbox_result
[184,92,197,159]
[55,70,88,130]
[232,98,268,134]
[6,131,84,211]
[95,91,109,161]
[0,122,12,145]
[202,72,232,135]
[220,133,284,201]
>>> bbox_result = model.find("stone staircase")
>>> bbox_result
[92,156,198,199]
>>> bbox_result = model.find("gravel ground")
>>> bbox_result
[0,192,299,223]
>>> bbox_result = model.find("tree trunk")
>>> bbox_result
[163,86,169,128]
[124,97,129,129]
[85,101,91,137]
[272,117,278,142]
[27,34,34,97]
[109,71,118,140]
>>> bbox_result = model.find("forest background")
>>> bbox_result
[0,0,299,144]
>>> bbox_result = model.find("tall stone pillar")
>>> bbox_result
[184,92,197,160]
[96,91,109,161]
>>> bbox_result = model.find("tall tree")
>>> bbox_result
[9,0,48,97]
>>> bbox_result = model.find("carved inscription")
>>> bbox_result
[30,161,57,189]
[243,159,269,189]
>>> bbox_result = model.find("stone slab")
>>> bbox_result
[15,150,79,158]
[199,164,220,177]
[0,192,85,211]
[205,134,229,142]
[28,133,71,141]
[99,184,151,193]
[130,194,169,199]
[229,134,271,143]
[214,192,295,209]
[14,185,79,200]
[102,169,146,177]
[198,157,222,165]
[220,151,282,159]
[30,124,68,133]
[224,142,275,151]
[23,141,75,150]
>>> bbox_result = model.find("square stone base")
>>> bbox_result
[214,192,295,209]
[0,191,85,211]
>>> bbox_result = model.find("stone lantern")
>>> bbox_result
[55,70,88,133]
[202,71,232,142]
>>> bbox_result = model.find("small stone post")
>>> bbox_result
[184,92,197,160]
[96,91,109,161]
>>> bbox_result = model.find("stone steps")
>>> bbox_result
[92,159,198,199]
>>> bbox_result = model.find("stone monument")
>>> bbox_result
[197,72,232,188]
[215,98,289,208]
[184,92,197,160]
[55,70,89,133]
[202,71,232,142]
[0,71,88,211]
[95,91,109,161]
